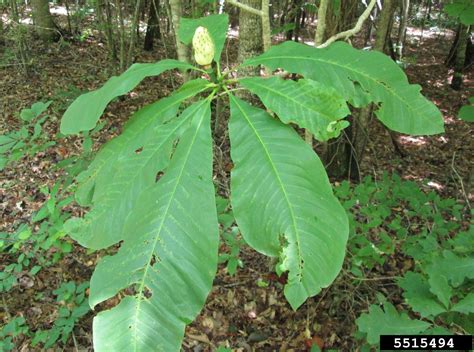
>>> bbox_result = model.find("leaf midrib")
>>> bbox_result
[230,95,304,281]
[80,114,190,232]
[131,101,208,352]
[82,86,207,202]
[243,78,338,123]
[246,52,430,122]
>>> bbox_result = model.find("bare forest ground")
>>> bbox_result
[0,16,473,351]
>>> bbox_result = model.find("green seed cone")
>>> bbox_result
[192,26,215,67]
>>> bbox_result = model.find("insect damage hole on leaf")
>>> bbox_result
[150,253,159,265]
[155,171,165,183]
[143,286,153,299]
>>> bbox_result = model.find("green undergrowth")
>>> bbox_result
[334,173,472,349]
[1,100,101,350]
[2,170,471,350]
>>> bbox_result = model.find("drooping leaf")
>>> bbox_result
[60,60,197,134]
[452,293,474,314]
[179,14,229,62]
[357,302,431,345]
[73,79,210,206]
[243,41,444,135]
[89,99,218,351]
[239,77,350,141]
[228,95,348,310]
[398,272,446,317]
[64,79,210,249]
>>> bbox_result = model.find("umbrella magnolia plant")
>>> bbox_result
[60,14,444,351]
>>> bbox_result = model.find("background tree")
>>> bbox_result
[321,1,363,178]
[144,0,160,51]
[237,0,264,64]
[31,0,58,41]
[450,24,470,90]
[396,0,410,59]
[0,8,4,47]
[169,0,190,63]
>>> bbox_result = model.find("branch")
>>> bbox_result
[226,0,262,16]
[317,0,377,49]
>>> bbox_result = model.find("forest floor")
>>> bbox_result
[1,21,473,351]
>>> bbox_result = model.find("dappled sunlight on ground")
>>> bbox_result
[49,6,69,16]
[228,28,239,39]
[426,180,446,191]
[398,136,427,146]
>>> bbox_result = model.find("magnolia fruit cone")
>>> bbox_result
[192,26,215,68]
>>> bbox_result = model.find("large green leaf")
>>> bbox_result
[89,99,218,351]
[357,302,431,345]
[398,272,446,317]
[239,77,350,141]
[178,14,229,62]
[72,79,210,207]
[65,80,210,250]
[60,59,197,134]
[228,95,348,310]
[243,41,444,135]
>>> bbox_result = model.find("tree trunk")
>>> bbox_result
[230,0,264,135]
[364,3,377,46]
[144,0,160,51]
[451,24,470,91]
[64,0,72,34]
[314,0,328,46]
[0,11,4,47]
[343,0,398,178]
[375,0,396,54]
[419,0,431,44]
[105,0,117,61]
[237,0,263,66]
[269,0,275,26]
[229,4,239,28]
[169,0,190,63]
[321,0,360,179]
[446,23,473,69]
[396,0,410,59]
[325,0,358,40]
[286,0,299,40]
[31,0,58,41]
[279,0,289,26]
[10,0,29,74]
[115,0,126,71]
[293,0,303,41]
[126,0,142,66]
